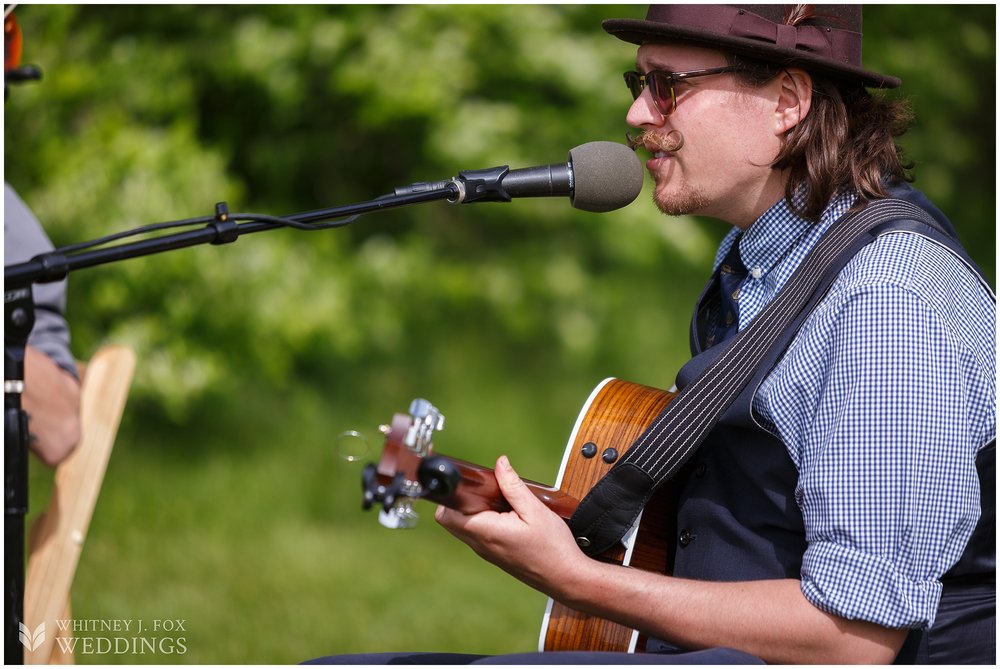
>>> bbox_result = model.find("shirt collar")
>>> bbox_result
[715,189,858,277]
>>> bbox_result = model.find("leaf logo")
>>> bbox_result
[19,621,45,652]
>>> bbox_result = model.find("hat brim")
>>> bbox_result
[603,18,901,90]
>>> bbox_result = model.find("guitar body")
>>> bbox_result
[365,377,679,653]
[539,378,678,653]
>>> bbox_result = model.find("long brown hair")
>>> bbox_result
[727,18,914,220]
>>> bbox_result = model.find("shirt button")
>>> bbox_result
[678,529,695,547]
[694,463,707,478]
[750,266,763,280]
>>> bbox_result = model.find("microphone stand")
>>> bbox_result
[4,183,458,664]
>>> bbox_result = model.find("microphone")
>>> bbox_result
[396,141,644,213]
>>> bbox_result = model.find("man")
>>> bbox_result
[316,5,995,664]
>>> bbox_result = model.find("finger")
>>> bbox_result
[434,504,464,530]
[433,505,482,553]
[434,503,489,534]
[494,455,542,517]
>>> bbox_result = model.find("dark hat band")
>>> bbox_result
[649,5,861,67]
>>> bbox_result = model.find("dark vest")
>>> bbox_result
[649,185,995,663]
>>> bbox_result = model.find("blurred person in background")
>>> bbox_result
[5,4,81,465]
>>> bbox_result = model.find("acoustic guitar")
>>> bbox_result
[361,377,681,653]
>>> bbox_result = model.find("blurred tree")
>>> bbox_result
[865,5,995,271]
[5,4,994,418]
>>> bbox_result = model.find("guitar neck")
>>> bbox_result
[422,455,581,520]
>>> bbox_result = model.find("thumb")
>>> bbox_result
[495,455,542,516]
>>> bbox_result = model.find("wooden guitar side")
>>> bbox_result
[538,378,678,653]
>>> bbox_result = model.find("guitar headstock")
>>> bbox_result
[361,398,458,529]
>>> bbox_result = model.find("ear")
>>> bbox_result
[773,68,813,135]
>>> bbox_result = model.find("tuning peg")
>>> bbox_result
[408,398,443,428]
[362,466,408,512]
[361,464,379,510]
[380,472,406,512]
[405,399,446,454]
[418,456,461,499]
[378,500,419,529]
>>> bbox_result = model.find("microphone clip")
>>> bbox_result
[453,165,512,204]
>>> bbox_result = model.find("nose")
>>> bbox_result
[626,88,665,129]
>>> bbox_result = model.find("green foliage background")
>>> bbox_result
[6,5,994,664]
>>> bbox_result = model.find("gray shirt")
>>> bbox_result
[4,183,78,379]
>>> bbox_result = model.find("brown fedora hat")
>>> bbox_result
[603,4,900,89]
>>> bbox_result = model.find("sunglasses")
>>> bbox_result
[624,66,743,116]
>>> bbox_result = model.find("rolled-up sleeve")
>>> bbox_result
[758,235,993,628]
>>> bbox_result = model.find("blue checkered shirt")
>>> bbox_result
[713,191,996,629]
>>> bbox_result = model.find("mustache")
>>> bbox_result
[626,129,684,153]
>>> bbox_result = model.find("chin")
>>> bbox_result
[652,185,710,218]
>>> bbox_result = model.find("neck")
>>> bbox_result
[728,169,791,230]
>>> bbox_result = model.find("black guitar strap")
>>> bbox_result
[567,198,952,556]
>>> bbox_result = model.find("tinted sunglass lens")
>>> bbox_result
[623,71,672,115]
[647,72,673,115]
[624,72,643,100]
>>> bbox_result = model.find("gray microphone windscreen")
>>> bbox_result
[568,141,644,213]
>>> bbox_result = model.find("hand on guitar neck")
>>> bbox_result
[434,454,590,598]
[361,380,679,653]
